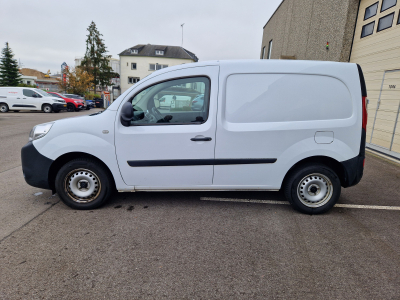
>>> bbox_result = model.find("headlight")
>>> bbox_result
[29,123,54,142]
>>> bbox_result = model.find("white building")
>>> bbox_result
[19,74,37,86]
[119,44,199,93]
[74,57,120,74]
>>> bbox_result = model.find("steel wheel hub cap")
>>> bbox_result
[64,169,101,203]
[297,173,333,208]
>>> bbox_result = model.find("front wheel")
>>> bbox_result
[55,158,114,209]
[67,104,75,112]
[0,103,9,113]
[43,104,52,113]
[284,164,341,214]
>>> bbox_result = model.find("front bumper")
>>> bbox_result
[52,103,67,111]
[21,142,53,190]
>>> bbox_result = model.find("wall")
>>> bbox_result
[119,56,195,93]
[261,0,359,62]
[350,0,400,156]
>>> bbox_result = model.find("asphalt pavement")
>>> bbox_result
[0,109,399,299]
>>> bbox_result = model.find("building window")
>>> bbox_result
[377,12,395,31]
[267,40,273,59]
[131,49,138,54]
[361,21,375,37]
[364,2,379,20]
[155,50,164,55]
[149,64,168,71]
[128,77,140,84]
[381,0,397,12]
[27,81,31,85]
[131,63,137,70]
[261,46,266,59]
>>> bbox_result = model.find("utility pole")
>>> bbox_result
[181,23,185,47]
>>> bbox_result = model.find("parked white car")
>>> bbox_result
[158,95,191,109]
[0,87,67,113]
[21,60,368,214]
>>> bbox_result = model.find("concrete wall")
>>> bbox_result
[119,56,195,93]
[261,0,359,62]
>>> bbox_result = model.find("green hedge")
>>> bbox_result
[84,93,101,100]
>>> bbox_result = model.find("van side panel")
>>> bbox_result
[213,61,362,189]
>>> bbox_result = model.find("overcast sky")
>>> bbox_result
[0,0,281,74]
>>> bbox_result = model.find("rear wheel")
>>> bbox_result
[55,158,114,210]
[43,104,52,113]
[0,103,9,113]
[284,164,341,214]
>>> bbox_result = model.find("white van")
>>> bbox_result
[21,60,368,214]
[0,87,67,113]
[158,95,192,109]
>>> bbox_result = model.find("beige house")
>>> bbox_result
[261,0,400,159]
[119,44,198,93]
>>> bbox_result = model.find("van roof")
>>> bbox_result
[146,59,355,80]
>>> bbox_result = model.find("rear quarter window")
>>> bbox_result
[225,74,353,123]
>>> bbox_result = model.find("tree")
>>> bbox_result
[80,21,113,92]
[57,67,94,95]
[0,42,21,86]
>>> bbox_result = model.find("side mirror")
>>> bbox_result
[120,102,133,127]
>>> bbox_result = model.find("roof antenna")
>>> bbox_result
[181,23,185,47]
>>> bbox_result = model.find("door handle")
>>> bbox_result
[191,137,212,142]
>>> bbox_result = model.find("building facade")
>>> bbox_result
[261,0,400,158]
[350,0,400,156]
[119,44,198,93]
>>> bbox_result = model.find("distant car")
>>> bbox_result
[48,92,85,112]
[0,87,67,113]
[63,94,93,110]
[191,94,204,111]
[159,95,191,109]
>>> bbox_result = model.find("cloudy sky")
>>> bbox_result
[0,0,281,74]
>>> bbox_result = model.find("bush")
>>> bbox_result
[84,93,101,100]
[18,83,37,88]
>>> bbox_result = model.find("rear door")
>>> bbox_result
[115,66,219,189]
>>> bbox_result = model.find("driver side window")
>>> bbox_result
[130,77,210,125]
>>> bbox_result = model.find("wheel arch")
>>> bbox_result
[48,152,116,192]
[41,103,52,110]
[281,156,346,189]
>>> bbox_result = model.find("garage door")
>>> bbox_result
[370,70,400,155]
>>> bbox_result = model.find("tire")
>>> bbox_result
[0,103,9,113]
[55,158,114,210]
[67,104,75,112]
[284,164,341,214]
[43,104,52,113]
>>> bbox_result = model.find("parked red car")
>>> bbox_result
[47,92,86,112]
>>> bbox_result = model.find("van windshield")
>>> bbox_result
[35,89,51,97]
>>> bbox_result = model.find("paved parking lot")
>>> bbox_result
[0,109,399,299]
